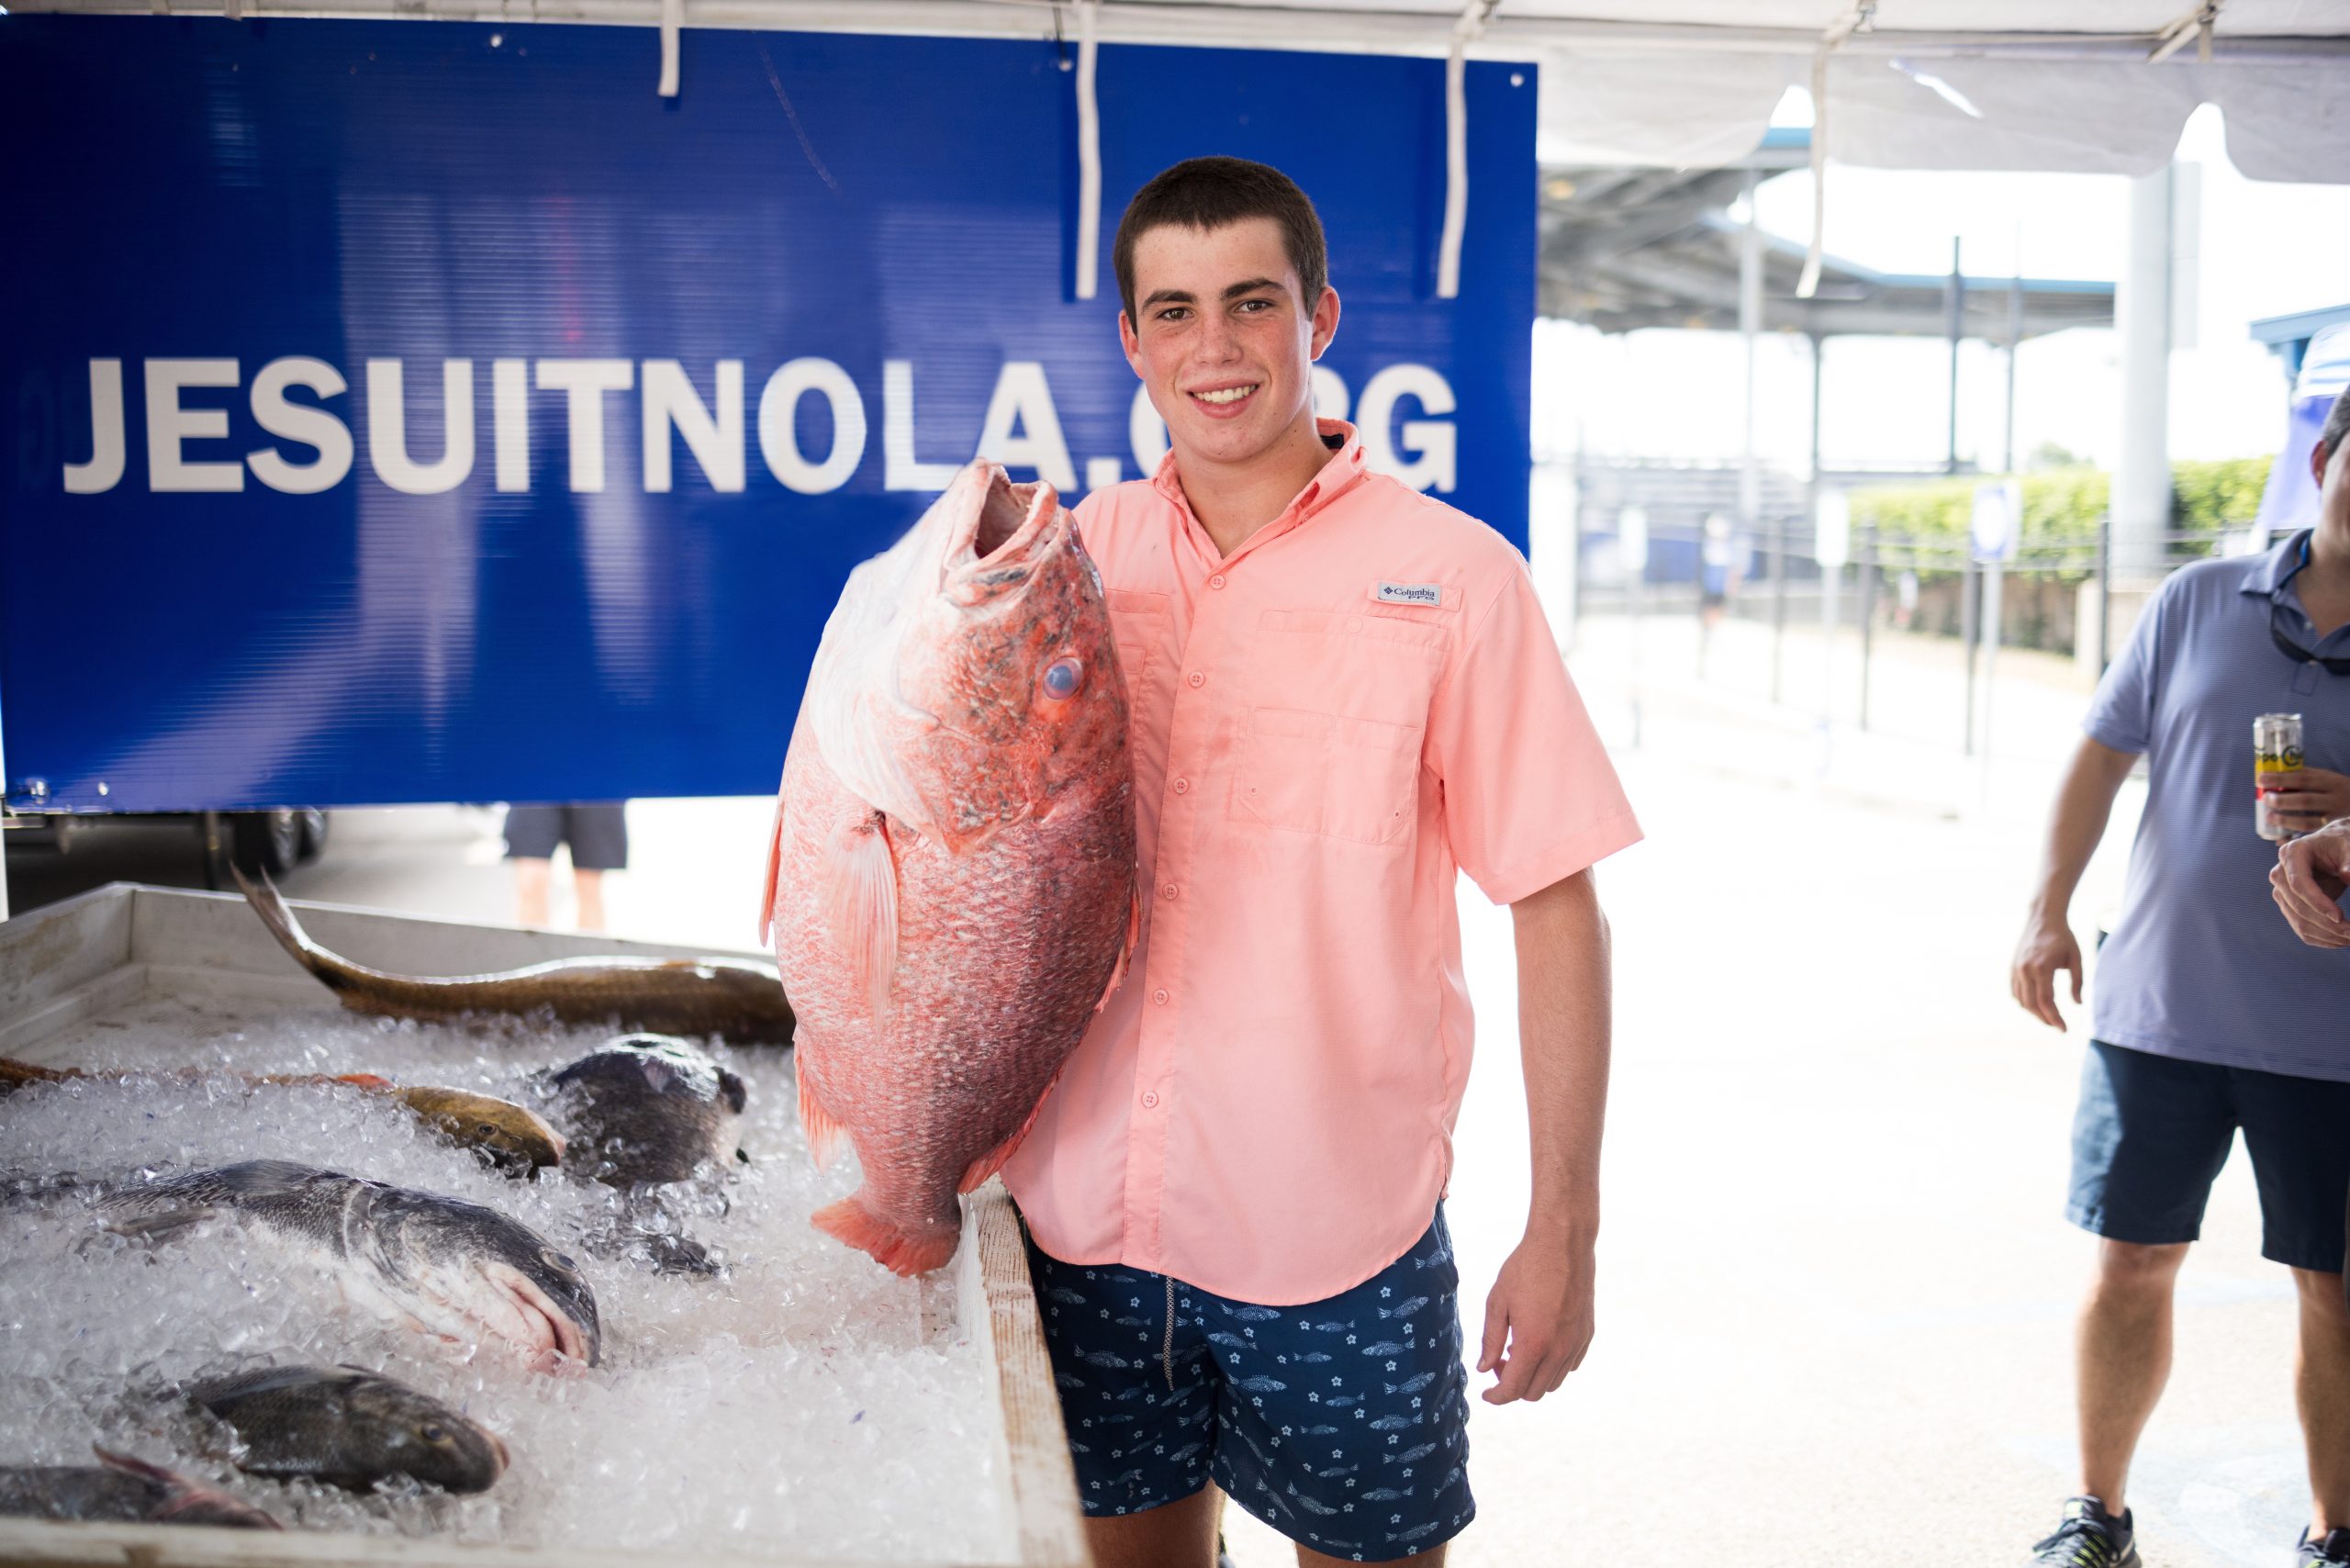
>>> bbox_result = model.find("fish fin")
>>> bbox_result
[756,783,787,950]
[795,1053,848,1170]
[821,812,898,1017]
[103,1206,218,1244]
[1096,882,1141,1014]
[92,1447,181,1484]
[811,1195,959,1276]
[329,1073,393,1090]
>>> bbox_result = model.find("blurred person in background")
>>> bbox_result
[505,802,627,932]
[2007,385,2350,1568]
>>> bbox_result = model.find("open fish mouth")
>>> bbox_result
[477,1261,598,1370]
[943,470,1061,602]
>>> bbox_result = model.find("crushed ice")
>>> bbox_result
[0,996,1017,1562]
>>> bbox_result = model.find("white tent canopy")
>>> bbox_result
[20,0,2350,181]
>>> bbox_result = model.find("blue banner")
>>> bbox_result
[0,17,1535,812]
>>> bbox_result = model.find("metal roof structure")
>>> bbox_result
[1539,134,2116,341]
[2252,304,2350,375]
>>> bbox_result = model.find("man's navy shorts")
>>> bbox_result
[1024,1209,1473,1562]
[2068,1039,2350,1271]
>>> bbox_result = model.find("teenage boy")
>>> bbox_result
[1001,156,1640,1567]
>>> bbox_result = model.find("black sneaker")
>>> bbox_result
[2300,1526,2350,1564]
[2028,1496,2141,1567]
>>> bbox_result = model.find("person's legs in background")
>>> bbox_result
[512,857,554,926]
[573,868,607,933]
[503,804,566,928]
[564,803,629,934]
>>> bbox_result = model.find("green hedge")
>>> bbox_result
[1848,456,2273,550]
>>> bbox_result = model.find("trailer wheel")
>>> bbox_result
[295,809,329,862]
[230,810,303,877]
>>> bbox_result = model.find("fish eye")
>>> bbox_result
[421,1424,451,1445]
[540,1247,576,1271]
[1042,657,1083,700]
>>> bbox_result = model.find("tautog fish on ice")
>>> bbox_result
[762,461,1136,1275]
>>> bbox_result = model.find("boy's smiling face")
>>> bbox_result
[1119,216,1339,474]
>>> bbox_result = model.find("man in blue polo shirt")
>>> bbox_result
[2009,384,2350,1568]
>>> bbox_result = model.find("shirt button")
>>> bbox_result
[1172,778,1190,795]
[1159,882,1179,901]
[1209,575,1226,590]
[1152,988,1169,1006]
[1141,1091,1160,1109]
[1187,670,1205,688]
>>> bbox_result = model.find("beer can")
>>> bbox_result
[2255,711,2306,840]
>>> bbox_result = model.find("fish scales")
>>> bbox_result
[767,463,1136,1275]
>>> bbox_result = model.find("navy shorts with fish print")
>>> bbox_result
[1024,1208,1473,1562]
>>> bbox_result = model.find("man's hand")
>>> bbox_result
[2011,913,2085,1031]
[2261,767,2350,836]
[1477,1229,1595,1405]
[2273,818,2350,947]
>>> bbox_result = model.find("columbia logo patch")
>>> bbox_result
[1373,581,1442,607]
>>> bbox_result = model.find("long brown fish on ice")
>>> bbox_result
[235,867,796,1045]
[761,461,1137,1275]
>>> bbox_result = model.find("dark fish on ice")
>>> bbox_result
[95,1159,600,1371]
[235,868,797,1045]
[541,1035,746,1187]
[0,1448,281,1529]
[0,1057,565,1176]
[187,1365,508,1495]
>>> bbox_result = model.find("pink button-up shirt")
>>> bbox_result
[1002,420,1640,1305]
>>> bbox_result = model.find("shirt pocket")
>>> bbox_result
[1234,708,1427,845]
[1107,588,1169,702]
[1227,608,1449,845]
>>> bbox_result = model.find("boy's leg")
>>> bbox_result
[1085,1484,1222,1568]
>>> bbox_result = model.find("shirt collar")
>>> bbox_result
[2242,529,2316,600]
[1150,419,1371,552]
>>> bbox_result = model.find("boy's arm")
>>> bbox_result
[1478,867,1609,1406]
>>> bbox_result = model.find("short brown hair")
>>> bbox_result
[2325,384,2350,465]
[1112,156,1329,326]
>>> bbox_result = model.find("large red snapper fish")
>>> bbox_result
[760,461,1138,1275]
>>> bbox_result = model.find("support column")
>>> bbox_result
[1945,237,1964,476]
[2112,166,2175,579]
[1740,171,1762,533]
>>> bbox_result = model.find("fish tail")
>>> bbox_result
[232,866,361,993]
[811,1194,958,1276]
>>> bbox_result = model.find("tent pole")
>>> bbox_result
[1945,235,1964,476]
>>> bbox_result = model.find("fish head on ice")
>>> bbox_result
[384,1189,603,1372]
[543,1034,747,1187]
[809,461,1131,856]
